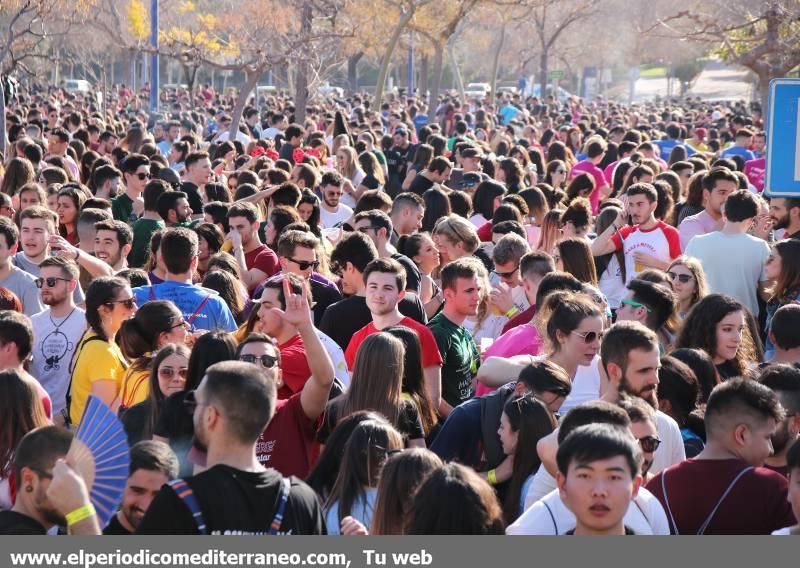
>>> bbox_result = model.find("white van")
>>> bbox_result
[64,79,91,93]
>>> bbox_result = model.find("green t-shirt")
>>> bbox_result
[112,193,135,224]
[128,217,165,268]
[428,312,480,408]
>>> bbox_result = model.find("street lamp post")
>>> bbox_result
[149,0,159,112]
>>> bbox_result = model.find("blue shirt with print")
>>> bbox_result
[653,139,695,159]
[721,145,756,162]
[133,281,237,332]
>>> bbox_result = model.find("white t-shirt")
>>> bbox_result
[319,204,353,228]
[340,171,366,209]
[30,307,87,417]
[611,221,682,284]
[559,356,603,415]
[508,486,670,535]
[684,231,770,317]
[317,329,350,388]
[597,254,626,309]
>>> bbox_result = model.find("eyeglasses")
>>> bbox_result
[134,172,151,181]
[495,265,520,279]
[288,257,319,271]
[638,435,662,453]
[667,271,693,284]
[571,330,604,344]
[34,277,72,288]
[620,298,652,313]
[171,320,190,330]
[239,353,279,368]
[159,367,188,380]
[105,297,137,309]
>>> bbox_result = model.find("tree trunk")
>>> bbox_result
[374,9,416,108]
[489,22,507,102]
[0,81,7,156]
[756,71,770,114]
[419,54,429,98]
[448,42,465,103]
[428,41,445,116]
[229,70,260,142]
[539,49,549,100]
[347,52,363,92]
[294,1,313,124]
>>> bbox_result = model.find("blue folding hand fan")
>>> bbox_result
[68,396,131,528]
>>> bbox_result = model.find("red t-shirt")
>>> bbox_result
[256,393,320,478]
[345,317,443,370]
[476,222,493,242]
[245,244,279,278]
[646,458,796,535]
[277,334,312,399]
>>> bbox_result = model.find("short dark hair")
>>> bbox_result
[626,182,658,203]
[39,256,80,280]
[586,139,606,158]
[202,361,277,444]
[0,217,19,248]
[120,153,150,175]
[143,179,170,211]
[284,124,304,141]
[354,190,392,213]
[391,192,425,215]
[95,219,133,247]
[758,364,800,416]
[91,164,121,193]
[78,207,112,229]
[534,271,584,307]
[14,426,73,482]
[702,166,738,193]
[320,171,343,187]
[520,251,556,282]
[627,278,676,331]
[184,152,209,170]
[363,258,406,292]
[272,182,302,208]
[770,304,800,350]
[227,201,259,224]
[601,320,658,375]
[203,201,230,232]
[557,400,631,444]
[354,209,393,236]
[441,257,485,291]
[330,232,378,274]
[276,229,318,259]
[428,156,452,174]
[157,191,188,222]
[129,440,179,479]
[557,423,641,477]
[0,310,33,360]
[705,377,785,438]
[260,273,307,311]
[723,189,758,222]
[159,228,198,274]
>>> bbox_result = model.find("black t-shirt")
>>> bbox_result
[716,360,740,380]
[361,173,381,190]
[408,174,435,196]
[279,143,297,165]
[0,511,47,535]
[136,465,326,535]
[319,294,427,350]
[310,279,342,327]
[121,399,154,446]
[318,399,424,444]
[391,252,422,293]
[103,513,132,535]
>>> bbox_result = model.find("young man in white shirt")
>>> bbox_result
[318,171,353,228]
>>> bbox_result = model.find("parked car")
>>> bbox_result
[63,79,91,93]
[464,82,491,98]
[318,83,344,97]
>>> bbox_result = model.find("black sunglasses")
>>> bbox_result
[667,271,693,283]
[105,298,137,309]
[239,353,279,368]
[134,172,151,181]
[495,265,519,279]
[288,258,320,271]
[34,277,72,288]
[638,435,662,453]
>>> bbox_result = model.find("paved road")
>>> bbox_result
[686,59,754,101]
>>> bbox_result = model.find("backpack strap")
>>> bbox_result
[64,333,107,426]
[267,477,291,535]
[696,466,754,535]
[168,478,207,534]
[543,501,559,535]
[187,294,211,326]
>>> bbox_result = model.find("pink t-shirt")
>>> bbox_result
[679,209,724,250]
[475,324,543,396]
[570,160,607,214]
[612,221,682,284]
[745,157,766,192]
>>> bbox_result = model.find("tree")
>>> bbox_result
[657,1,800,109]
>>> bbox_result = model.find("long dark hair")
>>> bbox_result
[299,191,322,238]
[143,343,191,440]
[422,188,451,233]
[306,411,387,501]
[384,326,438,437]
[118,300,183,373]
[185,331,237,391]
[502,395,557,523]
[202,270,245,324]
[85,276,130,340]
[769,240,800,303]
[0,370,49,477]
[324,419,403,527]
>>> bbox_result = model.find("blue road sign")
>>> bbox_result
[765,78,800,197]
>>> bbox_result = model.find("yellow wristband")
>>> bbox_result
[487,468,497,486]
[65,503,96,526]
[504,306,520,318]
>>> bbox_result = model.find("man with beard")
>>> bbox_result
[0,426,100,535]
[157,191,193,228]
[137,363,325,533]
[29,257,85,420]
[758,364,800,477]
[647,378,795,534]
[318,171,352,228]
[103,441,179,535]
[769,197,800,240]
[93,220,133,273]
[591,183,681,283]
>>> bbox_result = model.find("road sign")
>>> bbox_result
[764,78,800,197]
[549,70,564,80]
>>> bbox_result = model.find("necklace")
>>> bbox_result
[49,307,77,332]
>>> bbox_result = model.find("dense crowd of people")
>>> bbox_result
[0,80,798,536]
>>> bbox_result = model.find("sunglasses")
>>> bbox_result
[638,435,662,453]
[239,353,279,369]
[288,258,320,271]
[34,276,72,288]
[495,265,520,279]
[667,271,693,283]
[134,172,151,181]
[105,297,137,309]
[571,330,604,343]
[620,298,652,313]
[159,367,188,380]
